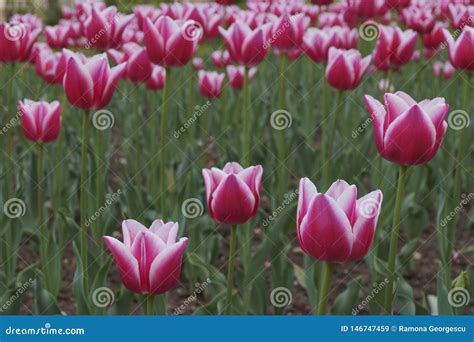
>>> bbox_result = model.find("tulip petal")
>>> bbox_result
[122,219,147,247]
[364,95,386,154]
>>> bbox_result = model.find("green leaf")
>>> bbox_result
[332,277,362,315]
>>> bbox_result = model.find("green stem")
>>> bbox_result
[225,225,237,315]
[146,295,155,316]
[320,75,329,189]
[325,91,343,187]
[317,262,334,315]
[383,165,407,314]
[188,65,196,144]
[242,67,250,165]
[277,56,287,196]
[159,68,170,217]
[445,74,470,273]
[37,144,47,276]
[80,110,90,300]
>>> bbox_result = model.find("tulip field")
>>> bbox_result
[0,0,473,317]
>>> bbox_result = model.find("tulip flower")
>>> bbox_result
[145,65,166,91]
[35,49,63,84]
[447,3,474,30]
[143,16,200,67]
[83,4,133,49]
[346,0,387,20]
[45,25,73,49]
[202,162,262,313]
[192,57,203,70]
[303,28,336,64]
[422,22,446,55]
[268,13,310,52]
[0,21,41,63]
[103,220,188,305]
[219,20,270,66]
[226,65,257,89]
[364,91,448,166]
[108,42,152,83]
[432,61,455,80]
[198,71,225,99]
[19,99,62,144]
[401,6,436,33]
[202,162,263,225]
[211,50,231,68]
[325,47,371,91]
[373,26,418,72]
[443,26,474,72]
[297,178,382,314]
[63,52,126,110]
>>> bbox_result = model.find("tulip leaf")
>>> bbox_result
[332,276,362,315]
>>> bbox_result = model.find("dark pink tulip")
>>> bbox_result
[303,28,336,64]
[202,162,262,225]
[268,13,310,51]
[386,0,411,9]
[103,219,188,295]
[198,70,225,99]
[401,6,436,33]
[211,50,231,68]
[83,4,133,49]
[373,26,417,72]
[297,178,383,263]
[311,0,333,5]
[422,22,446,51]
[144,16,200,67]
[19,99,61,144]
[134,5,161,31]
[192,57,203,70]
[219,20,270,66]
[443,26,474,71]
[447,3,474,30]
[326,47,371,90]
[364,91,449,166]
[226,65,257,89]
[45,25,73,49]
[432,61,455,80]
[346,0,388,19]
[109,43,152,83]
[145,65,166,91]
[318,12,347,28]
[0,21,41,63]
[63,52,126,110]
[35,48,64,84]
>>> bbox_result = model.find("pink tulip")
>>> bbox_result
[144,16,200,67]
[346,0,388,19]
[211,50,231,68]
[303,28,336,64]
[45,25,73,49]
[19,99,61,144]
[325,47,371,90]
[192,57,203,70]
[103,219,188,295]
[447,3,474,30]
[422,22,446,51]
[202,162,262,225]
[108,42,152,83]
[83,4,133,49]
[297,178,383,263]
[386,0,411,9]
[401,6,436,33]
[219,20,270,66]
[373,26,418,72]
[145,65,166,91]
[432,61,455,80]
[364,91,449,166]
[35,48,66,84]
[0,21,41,63]
[198,70,225,99]
[226,65,257,89]
[311,0,333,5]
[268,13,310,51]
[443,26,474,71]
[63,52,126,110]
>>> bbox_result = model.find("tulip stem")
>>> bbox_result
[242,67,250,165]
[445,74,470,276]
[320,76,329,188]
[277,55,287,196]
[225,224,237,315]
[37,144,48,286]
[146,295,155,316]
[80,110,90,301]
[317,262,334,315]
[383,165,407,314]
[327,90,343,162]
[159,68,170,217]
